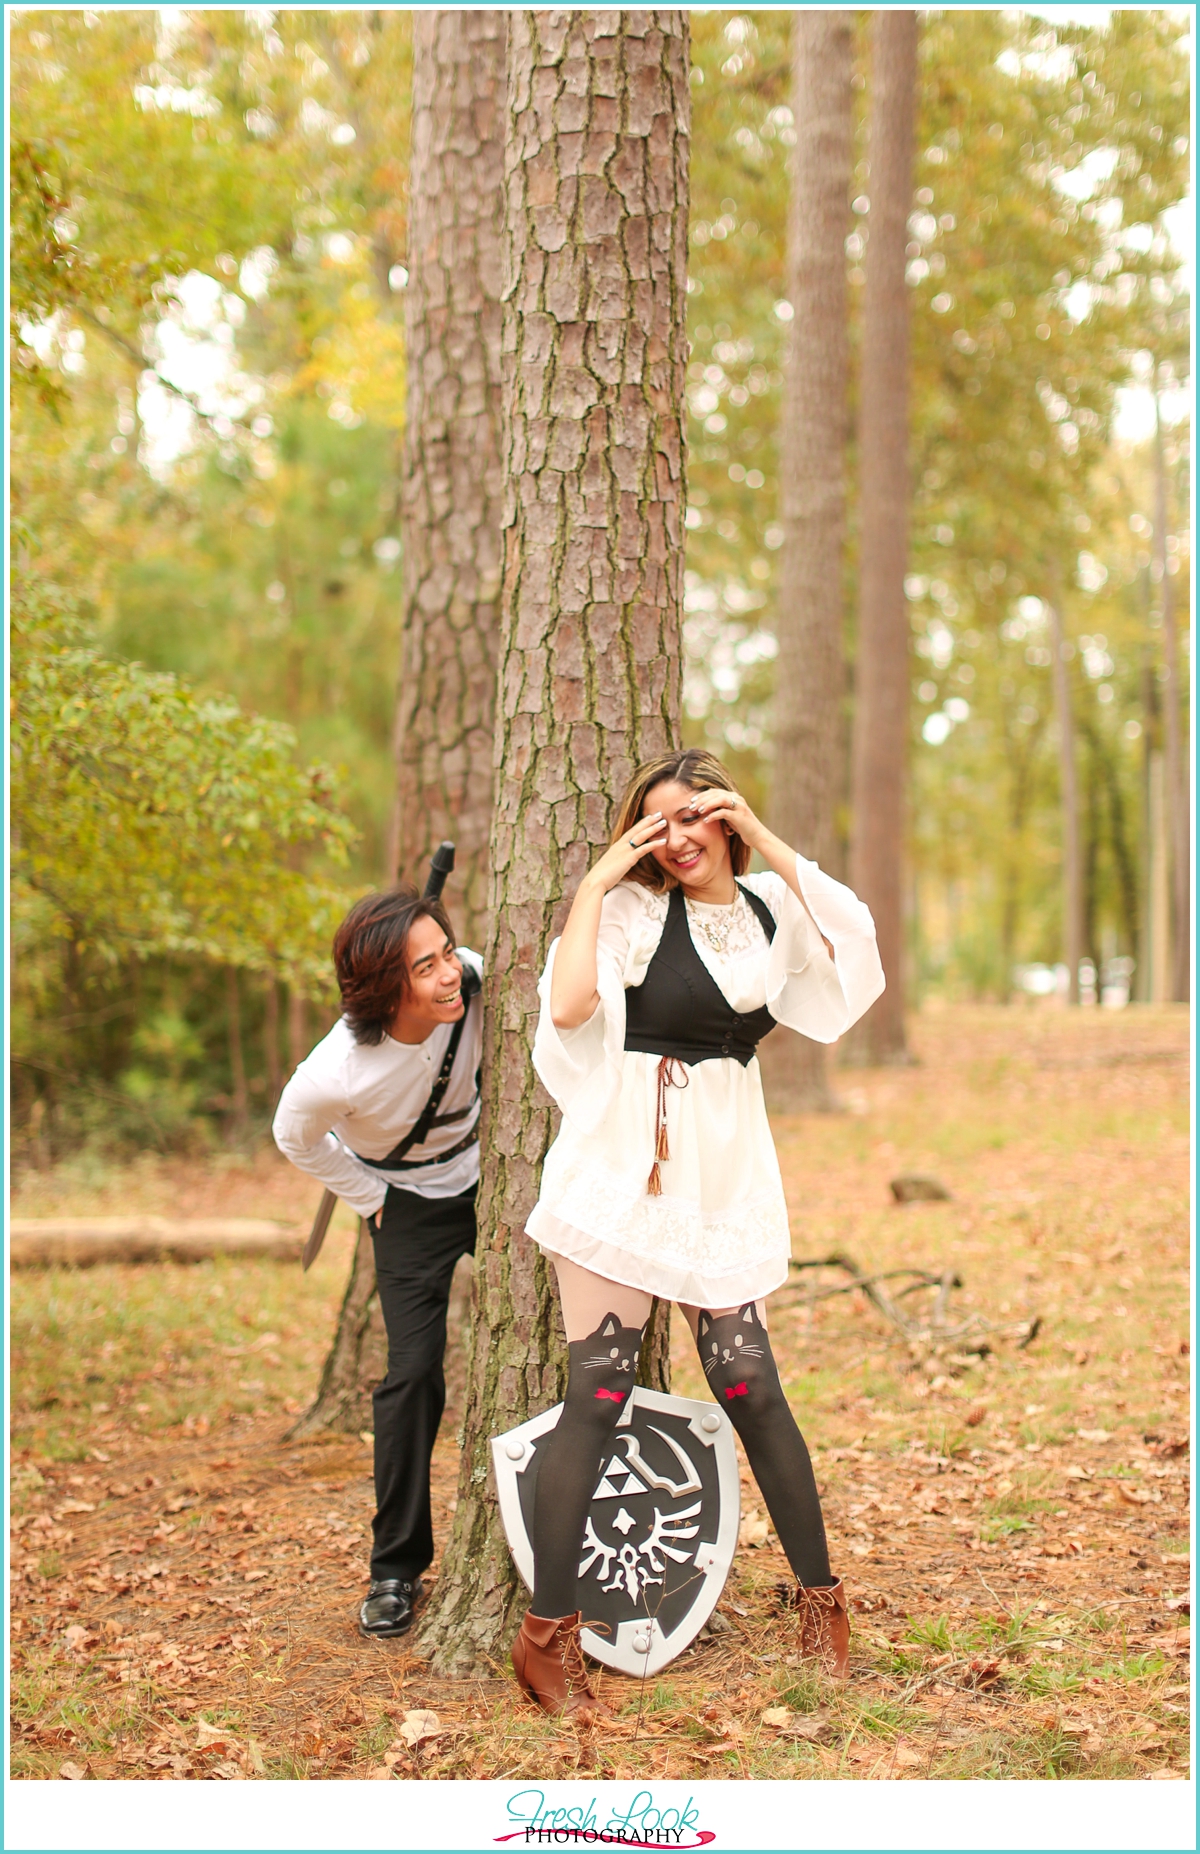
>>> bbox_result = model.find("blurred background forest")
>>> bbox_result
[10,7,1191,1167]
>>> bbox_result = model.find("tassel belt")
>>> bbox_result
[647,1056,689,1197]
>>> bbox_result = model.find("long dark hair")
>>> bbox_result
[333,885,456,1045]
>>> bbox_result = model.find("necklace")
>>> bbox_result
[684,892,741,957]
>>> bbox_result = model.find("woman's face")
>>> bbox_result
[640,779,732,889]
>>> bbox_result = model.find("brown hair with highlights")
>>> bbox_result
[608,748,749,892]
[333,885,456,1045]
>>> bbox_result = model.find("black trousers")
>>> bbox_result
[368,1182,477,1582]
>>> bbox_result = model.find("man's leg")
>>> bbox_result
[363,1184,475,1630]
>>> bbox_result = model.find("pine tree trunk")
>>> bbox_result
[763,9,852,1116]
[263,974,281,1114]
[416,8,691,1677]
[224,967,248,1134]
[288,1220,388,1439]
[1049,598,1083,1005]
[847,9,918,1066]
[388,8,508,948]
[1154,386,1190,1004]
[298,15,507,1442]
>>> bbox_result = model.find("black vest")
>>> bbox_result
[623,883,778,1068]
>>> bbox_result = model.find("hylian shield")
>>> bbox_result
[492,1388,740,1678]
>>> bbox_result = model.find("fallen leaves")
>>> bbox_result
[59,1761,87,1781]
[395,1709,441,1750]
[1117,1484,1162,1508]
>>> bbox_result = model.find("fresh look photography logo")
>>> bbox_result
[495,1788,715,1849]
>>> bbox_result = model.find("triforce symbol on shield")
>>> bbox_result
[492,1388,741,1678]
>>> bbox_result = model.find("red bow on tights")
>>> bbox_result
[724,1382,748,1401]
[594,1387,625,1403]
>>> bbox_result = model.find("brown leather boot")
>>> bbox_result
[779,1576,851,1677]
[511,1610,613,1722]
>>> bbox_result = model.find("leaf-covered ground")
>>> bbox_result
[11,1005,1190,1781]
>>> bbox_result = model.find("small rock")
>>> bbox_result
[890,1175,951,1204]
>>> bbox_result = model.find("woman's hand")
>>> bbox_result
[679,787,766,851]
[549,813,666,1027]
[685,789,836,959]
[582,810,668,895]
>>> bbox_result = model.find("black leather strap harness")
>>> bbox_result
[352,961,482,1170]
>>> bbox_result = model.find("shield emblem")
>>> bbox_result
[492,1388,740,1678]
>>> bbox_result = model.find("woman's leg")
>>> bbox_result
[529,1256,654,1618]
[682,1298,832,1587]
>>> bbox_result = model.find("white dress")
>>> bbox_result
[527,857,885,1308]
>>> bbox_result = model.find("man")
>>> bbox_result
[273,885,482,1638]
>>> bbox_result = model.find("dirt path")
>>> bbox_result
[11,1005,1190,1781]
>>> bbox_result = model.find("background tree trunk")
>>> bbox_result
[1153,381,1189,1004]
[388,8,508,948]
[297,14,507,1442]
[263,974,281,1114]
[1049,598,1083,1005]
[289,1222,386,1438]
[762,8,852,1116]
[417,8,690,1676]
[847,9,918,1065]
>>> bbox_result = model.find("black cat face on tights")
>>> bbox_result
[698,1304,766,1377]
[575,1313,642,1377]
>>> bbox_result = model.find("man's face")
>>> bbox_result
[390,914,465,1039]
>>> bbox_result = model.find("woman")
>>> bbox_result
[510,748,885,1719]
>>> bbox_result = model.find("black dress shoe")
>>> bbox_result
[359,1577,422,1639]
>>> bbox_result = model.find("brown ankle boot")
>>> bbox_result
[779,1576,851,1677]
[511,1610,613,1722]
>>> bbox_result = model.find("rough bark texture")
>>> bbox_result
[417,8,690,1677]
[290,1220,388,1439]
[1049,600,1083,1006]
[389,9,508,946]
[303,17,508,1442]
[762,9,852,1115]
[1153,389,1190,1004]
[847,10,918,1065]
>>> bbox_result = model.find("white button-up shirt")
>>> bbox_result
[272,950,483,1217]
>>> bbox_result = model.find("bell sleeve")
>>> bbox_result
[748,858,886,1044]
[531,885,660,1134]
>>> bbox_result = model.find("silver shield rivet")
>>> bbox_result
[701,1414,721,1432]
[505,1441,525,1460]
[633,1634,652,1655]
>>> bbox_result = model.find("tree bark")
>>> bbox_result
[299,15,509,1445]
[417,8,690,1677]
[388,8,508,948]
[263,973,281,1114]
[286,987,307,1071]
[1048,598,1083,1005]
[224,966,248,1132]
[289,1220,388,1439]
[847,9,918,1065]
[1154,384,1190,1004]
[764,8,853,1115]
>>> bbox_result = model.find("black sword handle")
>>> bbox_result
[301,841,458,1269]
[424,841,455,899]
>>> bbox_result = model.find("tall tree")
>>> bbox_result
[1048,596,1083,1004]
[389,10,508,944]
[1153,380,1190,1005]
[418,9,691,1675]
[763,9,852,1113]
[848,9,919,1063]
[292,12,508,1442]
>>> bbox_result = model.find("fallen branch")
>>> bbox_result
[10,1218,305,1268]
[782,1252,1040,1357]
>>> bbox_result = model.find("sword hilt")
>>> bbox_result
[423,841,455,900]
